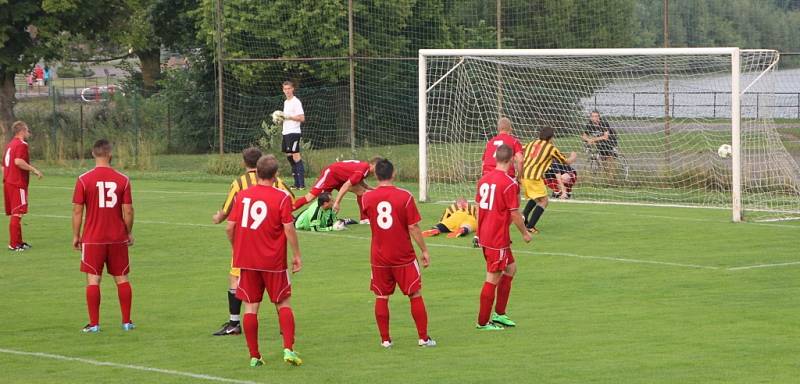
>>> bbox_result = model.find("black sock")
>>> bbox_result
[522,200,536,224]
[295,160,305,187]
[527,205,545,229]
[228,289,241,325]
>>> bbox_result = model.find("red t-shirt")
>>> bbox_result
[229,184,294,271]
[321,161,370,188]
[3,138,30,188]
[475,169,519,249]
[72,167,133,244]
[361,185,422,267]
[481,133,524,177]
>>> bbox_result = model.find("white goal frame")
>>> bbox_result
[418,47,747,222]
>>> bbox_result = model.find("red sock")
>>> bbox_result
[478,281,496,326]
[357,195,367,220]
[9,215,22,247]
[86,284,101,326]
[278,307,295,350]
[116,282,133,324]
[374,297,390,342]
[292,196,308,210]
[409,296,429,340]
[495,274,514,315]
[243,313,260,358]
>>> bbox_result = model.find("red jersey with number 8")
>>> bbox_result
[229,184,294,271]
[361,186,422,267]
[475,169,519,249]
[72,167,133,244]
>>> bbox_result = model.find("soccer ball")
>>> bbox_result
[332,219,347,231]
[717,144,732,158]
[271,110,284,124]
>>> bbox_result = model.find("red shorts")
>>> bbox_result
[80,243,130,276]
[310,168,343,196]
[482,247,515,273]
[4,184,28,215]
[370,261,422,296]
[236,269,292,304]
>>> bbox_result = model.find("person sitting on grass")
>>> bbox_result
[544,160,578,200]
[294,192,354,232]
[422,197,478,238]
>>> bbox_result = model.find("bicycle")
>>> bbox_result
[583,143,630,182]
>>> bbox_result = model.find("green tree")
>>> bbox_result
[0,0,120,135]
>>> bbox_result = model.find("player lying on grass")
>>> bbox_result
[226,155,303,367]
[422,197,478,238]
[292,158,383,224]
[361,158,436,348]
[544,160,577,200]
[294,192,356,232]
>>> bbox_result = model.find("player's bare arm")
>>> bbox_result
[123,204,135,246]
[564,151,578,165]
[514,152,524,178]
[212,210,227,224]
[13,158,43,179]
[332,180,354,212]
[72,204,84,250]
[408,223,430,268]
[511,210,532,243]
[225,220,236,246]
[286,114,305,123]
[284,223,302,273]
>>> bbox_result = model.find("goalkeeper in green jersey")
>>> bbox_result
[295,192,348,231]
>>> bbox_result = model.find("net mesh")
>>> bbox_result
[423,50,800,221]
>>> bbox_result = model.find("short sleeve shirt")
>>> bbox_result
[229,185,294,271]
[282,96,304,135]
[72,167,133,244]
[361,186,422,267]
[481,133,524,177]
[475,170,519,249]
[3,138,30,188]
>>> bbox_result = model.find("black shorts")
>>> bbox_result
[282,133,302,154]
[596,142,617,158]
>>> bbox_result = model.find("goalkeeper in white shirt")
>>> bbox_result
[281,81,306,189]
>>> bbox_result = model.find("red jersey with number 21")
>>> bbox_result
[229,184,294,271]
[481,133,523,177]
[361,186,422,267]
[476,169,519,249]
[72,167,132,244]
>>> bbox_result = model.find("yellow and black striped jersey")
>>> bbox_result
[522,139,568,180]
[439,203,478,222]
[221,171,295,215]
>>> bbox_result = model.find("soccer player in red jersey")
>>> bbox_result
[360,158,435,348]
[226,155,303,367]
[475,144,531,330]
[3,121,43,251]
[72,139,135,333]
[481,117,524,178]
[292,158,382,223]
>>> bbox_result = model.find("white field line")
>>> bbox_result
[727,261,800,271]
[31,214,718,270]
[0,348,259,384]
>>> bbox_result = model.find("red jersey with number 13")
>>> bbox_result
[481,133,523,177]
[229,184,294,271]
[72,167,133,244]
[361,186,422,267]
[475,169,519,249]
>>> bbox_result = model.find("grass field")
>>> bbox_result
[1,159,799,383]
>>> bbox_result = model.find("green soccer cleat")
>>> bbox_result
[476,322,504,331]
[249,357,265,367]
[491,313,516,327]
[283,349,303,366]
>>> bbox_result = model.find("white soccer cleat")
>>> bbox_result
[359,219,370,225]
[418,338,437,347]
[380,340,393,348]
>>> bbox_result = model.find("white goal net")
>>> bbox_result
[419,48,800,222]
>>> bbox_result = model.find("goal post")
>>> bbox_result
[419,48,800,222]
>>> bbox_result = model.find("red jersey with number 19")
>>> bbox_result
[481,133,523,177]
[361,186,422,267]
[72,167,132,244]
[229,184,294,271]
[475,169,519,250]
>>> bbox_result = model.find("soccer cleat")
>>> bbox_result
[491,313,516,327]
[476,322,504,331]
[249,357,265,367]
[418,338,437,347]
[212,321,241,336]
[527,227,539,234]
[380,340,393,348]
[359,219,370,225]
[7,245,22,252]
[472,236,480,248]
[422,229,439,237]
[283,349,303,366]
[19,242,32,250]
[81,324,100,333]
[122,322,136,331]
